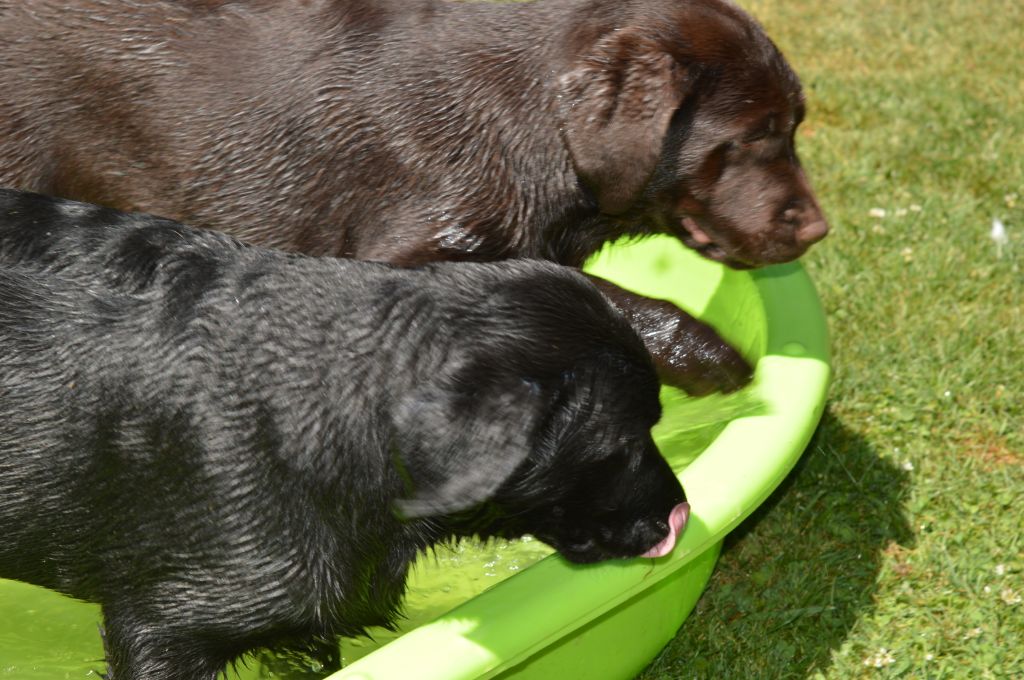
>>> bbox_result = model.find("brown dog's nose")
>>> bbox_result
[795,217,829,247]
[780,200,829,248]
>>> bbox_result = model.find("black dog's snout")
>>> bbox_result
[639,516,670,544]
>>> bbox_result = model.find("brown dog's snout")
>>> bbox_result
[796,215,829,247]
[779,198,829,248]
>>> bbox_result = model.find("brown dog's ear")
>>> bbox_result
[558,30,690,214]
[391,378,541,519]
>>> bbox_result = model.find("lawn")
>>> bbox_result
[639,0,1024,677]
[0,1,1019,678]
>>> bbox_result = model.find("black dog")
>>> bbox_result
[0,0,828,395]
[0,189,688,679]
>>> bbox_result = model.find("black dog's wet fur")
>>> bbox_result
[0,189,684,679]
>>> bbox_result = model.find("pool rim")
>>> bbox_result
[332,247,831,680]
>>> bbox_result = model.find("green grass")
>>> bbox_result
[639,0,1024,677]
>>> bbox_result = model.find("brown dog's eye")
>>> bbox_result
[740,135,766,149]
[742,115,780,147]
[742,128,773,146]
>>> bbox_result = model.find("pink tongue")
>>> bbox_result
[640,502,690,558]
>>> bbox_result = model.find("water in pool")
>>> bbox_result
[0,388,761,678]
[0,538,552,679]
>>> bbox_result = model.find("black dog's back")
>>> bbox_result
[0,190,426,601]
[0,190,340,600]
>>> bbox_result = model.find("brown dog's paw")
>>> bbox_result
[584,274,752,395]
[646,309,753,395]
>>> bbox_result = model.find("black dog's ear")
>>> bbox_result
[391,378,542,519]
[558,29,691,215]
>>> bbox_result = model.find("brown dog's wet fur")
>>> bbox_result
[0,0,827,393]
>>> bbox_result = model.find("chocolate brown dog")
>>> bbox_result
[0,0,827,394]
[0,188,688,679]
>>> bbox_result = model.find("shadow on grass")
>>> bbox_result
[638,408,914,679]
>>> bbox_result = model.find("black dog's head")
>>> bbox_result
[485,355,689,564]
[556,0,828,268]
[389,263,687,563]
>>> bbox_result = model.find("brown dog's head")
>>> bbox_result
[556,0,828,267]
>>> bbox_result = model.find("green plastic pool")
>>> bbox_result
[324,236,831,680]
[0,235,830,679]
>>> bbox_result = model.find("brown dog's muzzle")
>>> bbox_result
[779,195,830,250]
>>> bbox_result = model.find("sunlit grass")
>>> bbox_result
[639,0,1024,677]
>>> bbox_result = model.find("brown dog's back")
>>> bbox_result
[0,0,583,261]
[0,0,825,267]
[1,0,829,394]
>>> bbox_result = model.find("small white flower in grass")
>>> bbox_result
[869,207,887,218]
[901,461,914,471]
[863,649,896,668]
[925,654,935,661]
[1001,588,1022,605]
[992,219,1008,242]
[984,585,992,594]
[992,218,1009,258]
[910,204,923,212]
[995,564,1006,576]
[963,627,984,640]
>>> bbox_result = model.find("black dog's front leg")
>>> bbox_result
[584,274,753,395]
[101,612,228,680]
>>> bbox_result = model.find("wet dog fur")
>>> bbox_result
[0,0,828,395]
[0,188,687,679]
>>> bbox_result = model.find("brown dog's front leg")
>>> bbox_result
[584,274,753,395]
